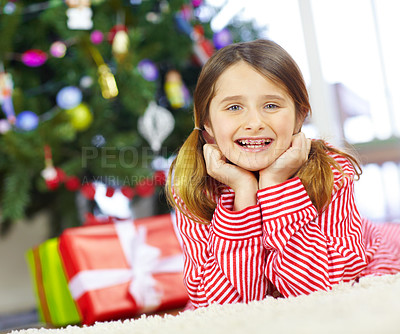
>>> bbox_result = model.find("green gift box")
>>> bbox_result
[26,238,81,327]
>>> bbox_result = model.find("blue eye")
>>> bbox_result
[227,105,242,111]
[265,103,278,110]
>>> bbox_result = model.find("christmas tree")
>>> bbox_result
[0,0,261,236]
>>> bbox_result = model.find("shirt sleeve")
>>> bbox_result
[258,173,368,297]
[174,191,266,307]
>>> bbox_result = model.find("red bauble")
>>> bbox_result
[81,182,96,200]
[45,178,60,191]
[135,178,155,197]
[153,170,166,186]
[121,186,135,199]
[65,176,81,191]
[45,168,66,191]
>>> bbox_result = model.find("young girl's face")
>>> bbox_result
[204,61,300,172]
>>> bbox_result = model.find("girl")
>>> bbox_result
[166,39,400,307]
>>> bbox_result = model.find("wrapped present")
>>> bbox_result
[58,213,188,325]
[26,238,81,327]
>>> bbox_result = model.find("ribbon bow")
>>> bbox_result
[68,221,184,312]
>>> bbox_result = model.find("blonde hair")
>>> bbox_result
[166,39,361,223]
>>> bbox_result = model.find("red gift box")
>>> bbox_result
[59,213,188,325]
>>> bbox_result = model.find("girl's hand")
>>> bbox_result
[203,144,258,210]
[259,132,311,189]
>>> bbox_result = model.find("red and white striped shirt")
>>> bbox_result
[174,151,400,308]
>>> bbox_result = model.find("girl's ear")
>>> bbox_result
[294,112,306,134]
[203,123,215,144]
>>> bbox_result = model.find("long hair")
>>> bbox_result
[166,39,361,223]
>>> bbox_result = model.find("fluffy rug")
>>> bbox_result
[9,273,400,334]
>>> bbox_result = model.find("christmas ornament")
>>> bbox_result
[1,97,16,124]
[50,41,67,58]
[192,25,214,65]
[66,103,93,131]
[135,179,155,197]
[81,182,96,200]
[56,86,82,109]
[88,45,118,99]
[15,111,39,131]
[137,59,159,81]
[21,49,48,67]
[0,119,11,134]
[41,145,63,190]
[213,28,233,50]
[146,8,161,23]
[0,72,13,102]
[191,0,203,8]
[174,14,193,36]
[108,25,128,44]
[45,168,66,190]
[120,186,135,199]
[66,0,93,30]
[41,167,57,183]
[80,75,93,88]
[180,4,193,20]
[91,134,106,147]
[65,176,81,191]
[164,70,185,109]
[159,0,170,13]
[112,30,129,62]
[174,5,193,36]
[3,2,16,14]
[153,170,166,186]
[138,101,175,152]
[97,63,119,99]
[0,71,16,123]
[90,30,104,44]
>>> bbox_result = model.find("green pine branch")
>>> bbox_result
[1,167,32,221]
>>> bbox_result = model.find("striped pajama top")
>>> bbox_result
[173,150,400,308]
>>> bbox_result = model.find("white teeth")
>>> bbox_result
[238,139,271,146]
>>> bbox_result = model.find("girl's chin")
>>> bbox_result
[229,160,271,172]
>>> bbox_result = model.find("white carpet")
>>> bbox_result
[9,273,400,334]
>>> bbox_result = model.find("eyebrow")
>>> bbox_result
[218,94,286,104]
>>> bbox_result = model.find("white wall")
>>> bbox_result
[0,212,49,315]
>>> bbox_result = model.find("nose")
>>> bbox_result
[244,108,265,131]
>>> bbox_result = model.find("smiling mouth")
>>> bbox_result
[235,138,273,149]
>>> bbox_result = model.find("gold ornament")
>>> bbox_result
[66,103,93,131]
[98,64,119,99]
[164,70,185,109]
[87,45,118,99]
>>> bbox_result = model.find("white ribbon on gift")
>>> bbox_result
[68,221,184,311]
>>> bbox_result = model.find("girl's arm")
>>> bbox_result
[173,191,266,307]
[258,158,368,297]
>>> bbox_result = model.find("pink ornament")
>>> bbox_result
[21,49,48,67]
[90,30,104,44]
[50,41,67,58]
[192,0,202,7]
